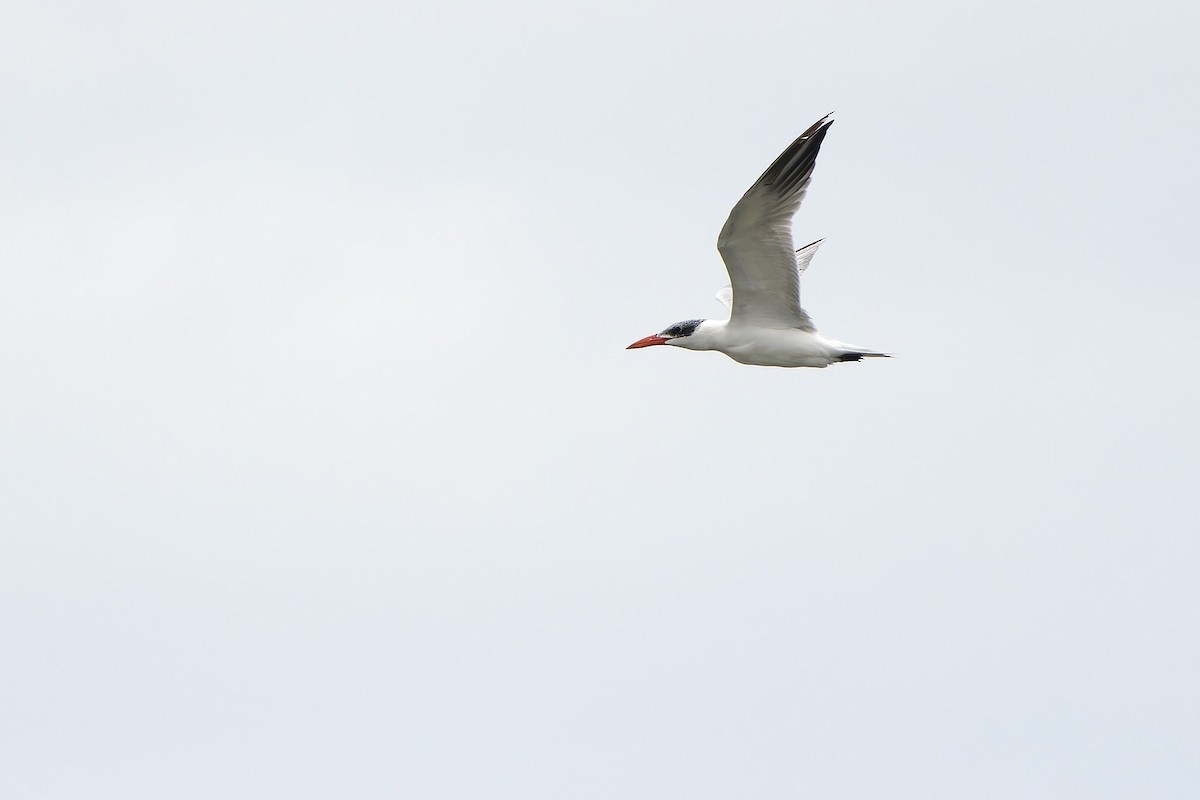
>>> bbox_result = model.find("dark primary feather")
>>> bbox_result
[756,116,834,197]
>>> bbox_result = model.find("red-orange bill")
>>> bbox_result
[626,334,670,349]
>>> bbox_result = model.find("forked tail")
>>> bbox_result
[837,351,892,362]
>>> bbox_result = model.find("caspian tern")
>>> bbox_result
[627,115,888,368]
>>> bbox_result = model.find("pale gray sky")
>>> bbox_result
[3,0,1199,797]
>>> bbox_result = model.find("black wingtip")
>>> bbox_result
[758,115,835,196]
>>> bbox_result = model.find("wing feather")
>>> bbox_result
[716,116,833,330]
[715,285,734,311]
[715,240,822,315]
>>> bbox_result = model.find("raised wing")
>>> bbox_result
[794,238,823,276]
[716,116,833,330]
[715,285,734,311]
[715,240,823,314]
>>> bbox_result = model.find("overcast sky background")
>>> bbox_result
[3,0,1199,797]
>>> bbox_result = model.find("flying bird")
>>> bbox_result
[627,115,888,368]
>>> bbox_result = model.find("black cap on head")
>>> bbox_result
[661,319,703,338]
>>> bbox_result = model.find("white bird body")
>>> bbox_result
[628,115,888,368]
[668,319,878,368]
